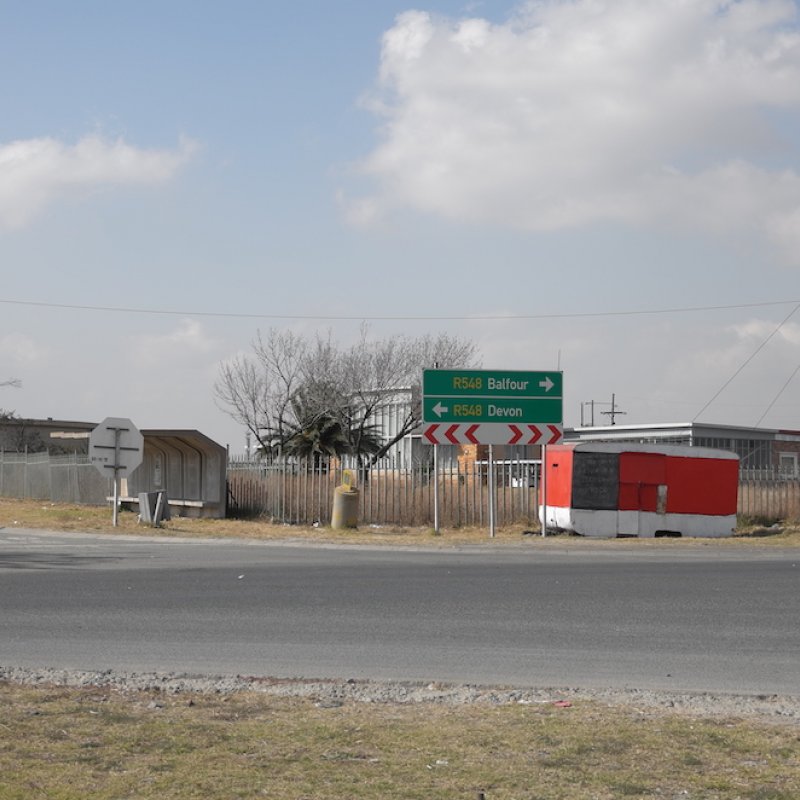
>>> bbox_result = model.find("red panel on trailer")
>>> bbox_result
[618,483,661,512]
[543,445,573,508]
[619,452,666,485]
[619,452,666,511]
[618,482,638,510]
[665,456,739,515]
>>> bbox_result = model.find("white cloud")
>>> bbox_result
[0,332,49,364]
[732,316,800,345]
[129,319,220,368]
[348,0,800,263]
[0,134,197,229]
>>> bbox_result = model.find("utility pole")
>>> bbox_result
[580,400,597,426]
[600,393,627,426]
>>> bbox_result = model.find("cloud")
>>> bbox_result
[732,315,800,346]
[129,319,220,368]
[348,0,800,262]
[0,134,197,229]
[0,333,49,364]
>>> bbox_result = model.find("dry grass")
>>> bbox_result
[0,682,798,800]
[2,497,800,548]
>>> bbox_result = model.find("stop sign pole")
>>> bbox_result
[89,417,144,526]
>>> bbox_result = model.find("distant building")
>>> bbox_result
[0,417,96,454]
[567,422,800,478]
[361,387,420,466]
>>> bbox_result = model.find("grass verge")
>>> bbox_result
[2,497,800,548]
[0,682,798,800]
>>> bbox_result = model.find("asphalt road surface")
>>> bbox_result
[1,529,798,695]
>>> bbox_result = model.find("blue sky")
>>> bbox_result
[2,0,800,450]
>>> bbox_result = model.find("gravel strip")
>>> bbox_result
[1,665,798,724]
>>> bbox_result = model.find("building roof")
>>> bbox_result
[569,421,800,442]
[554,441,739,459]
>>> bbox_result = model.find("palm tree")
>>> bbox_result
[278,386,385,466]
[283,410,349,460]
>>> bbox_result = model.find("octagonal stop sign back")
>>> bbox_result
[89,417,144,477]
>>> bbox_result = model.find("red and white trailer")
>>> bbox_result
[541,442,739,538]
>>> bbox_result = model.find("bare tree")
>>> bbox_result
[0,380,21,446]
[0,408,47,453]
[214,329,310,453]
[341,326,479,461]
[215,326,479,461]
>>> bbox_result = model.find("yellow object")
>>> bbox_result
[331,482,359,529]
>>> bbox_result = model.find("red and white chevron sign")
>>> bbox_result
[422,422,563,446]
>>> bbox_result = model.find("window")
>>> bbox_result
[779,453,798,479]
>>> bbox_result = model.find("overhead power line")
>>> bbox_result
[756,362,800,427]
[693,302,800,423]
[1,297,798,322]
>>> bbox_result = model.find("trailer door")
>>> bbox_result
[618,452,667,536]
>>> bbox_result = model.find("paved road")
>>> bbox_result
[1,529,798,695]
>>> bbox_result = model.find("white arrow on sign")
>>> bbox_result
[539,376,555,392]
[433,401,449,418]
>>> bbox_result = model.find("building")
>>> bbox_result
[362,387,420,466]
[566,422,800,478]
[0,417,96,454]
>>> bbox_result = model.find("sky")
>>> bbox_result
[2,0,800,452]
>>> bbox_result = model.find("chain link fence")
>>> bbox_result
[0,451,109,506]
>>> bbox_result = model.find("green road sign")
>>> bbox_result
[423,369,562,398]
[422,369,563,425]
[423,396,562,424]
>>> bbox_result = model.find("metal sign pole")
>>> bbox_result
[541,444,547,537]
[112,468,120,527]
[488,444,496,538]
[113,427,122,527]
[433,443,440,534]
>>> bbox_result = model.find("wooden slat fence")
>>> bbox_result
[738,471,800,522]
[226,458,541,528]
